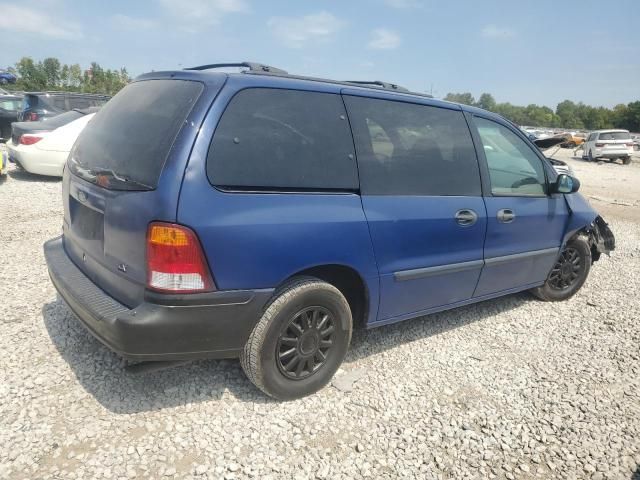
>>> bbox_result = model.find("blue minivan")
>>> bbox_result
[44,62,615,399]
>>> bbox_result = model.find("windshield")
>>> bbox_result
[68,79,203,190]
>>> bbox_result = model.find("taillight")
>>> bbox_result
[20,134,43,146]
[595,143,604,147]
[28,112,38,121]
[146,222,215,293]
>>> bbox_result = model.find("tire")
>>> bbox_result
[531,237,591,302]
[588,150,594,162]
[240,277,353,400]
[622,156,631,165]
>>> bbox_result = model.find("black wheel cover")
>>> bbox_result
[548,247,583,290]
[276,306,336,380]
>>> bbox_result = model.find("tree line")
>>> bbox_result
[3,57,130,96]
[3,57,639,131]
[444,92,640,132]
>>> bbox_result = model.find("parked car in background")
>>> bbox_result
[0,95,23,142]
[546,157,575,176]
[44,62,615,400]
[561,132,587,148]
[0,148,7,175]
[632,134,640,151]
[8,112,96,177]
[0,70,17,85]
[10,107,99,145]
[18,92,110,121]
[582,129,634,164]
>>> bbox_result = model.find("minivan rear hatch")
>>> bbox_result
[63,78,207,307]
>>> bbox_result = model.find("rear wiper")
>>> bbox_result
[71,162,153,190]
[90,167,154,190]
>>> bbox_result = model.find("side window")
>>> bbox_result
[0,100,20,111]
[208,88,357,190]
[52,96,67,109]
[69,97,90,109]
[344,96,481,196]
[475,117,546,196]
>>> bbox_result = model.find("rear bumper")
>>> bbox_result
[7,143,64,176]
[594,151,631,158]
[44,236,274,361]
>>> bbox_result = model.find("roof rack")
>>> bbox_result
[344,80,410,93]
[184,62,288,75]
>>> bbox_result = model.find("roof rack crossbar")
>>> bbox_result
[344,80,410,92]
[184,62,288,75]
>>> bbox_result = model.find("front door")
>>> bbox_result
[471,115,569,297]
[343,92,486,323]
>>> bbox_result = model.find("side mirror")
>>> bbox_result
[554,174,580,194]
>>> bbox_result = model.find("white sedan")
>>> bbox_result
[7,113,95,177]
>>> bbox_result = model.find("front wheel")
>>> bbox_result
[240,277,352,400]
[588,150,594,162]
[531,237,591,302]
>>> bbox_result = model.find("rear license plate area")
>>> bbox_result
[70,196,104,241]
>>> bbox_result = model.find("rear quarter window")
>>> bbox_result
[69,79,203,189]
[207,88,358,191]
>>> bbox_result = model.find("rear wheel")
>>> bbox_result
[240,277,352,400]
[588,150,594,162]
[622,156,631,165]
[531,237,591,302]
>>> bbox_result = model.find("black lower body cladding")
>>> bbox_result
[44,237,274,361]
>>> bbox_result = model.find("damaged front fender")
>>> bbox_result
[562,192,615,261]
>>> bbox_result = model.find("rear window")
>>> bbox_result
[598,131,630,140]
[207,88,358,191]
[69,80,203,190]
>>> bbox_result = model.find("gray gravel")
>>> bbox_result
[1,157,639,479]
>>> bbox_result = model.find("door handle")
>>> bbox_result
[497,208,515,223]
[455,209,478,227]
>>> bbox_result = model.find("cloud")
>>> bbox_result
[158,0,248,31]
[383,0,422,8]
[267,12,346,49]
[0,4,82,39]
[368,28,401,50]
[481,24,516,39]
[112,14,157,30]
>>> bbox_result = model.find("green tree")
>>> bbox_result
[444,92,475,105]
[475,93,496,111]
[42,57,61,87]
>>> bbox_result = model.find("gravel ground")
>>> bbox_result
[1,151,639,480]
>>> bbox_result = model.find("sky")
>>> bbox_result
[1,0,638,108]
